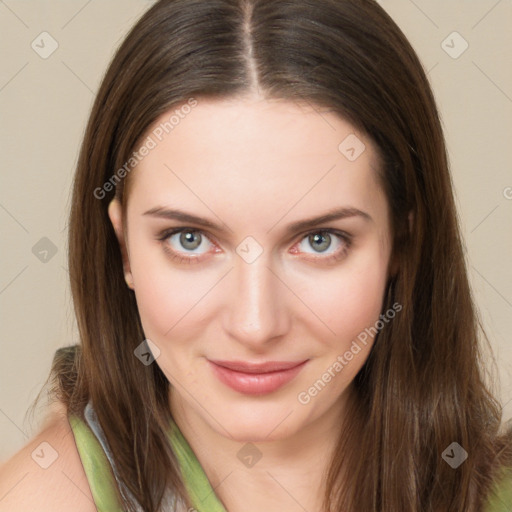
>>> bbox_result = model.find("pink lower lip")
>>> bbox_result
[208,360,308,395]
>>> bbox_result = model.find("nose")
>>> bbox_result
[223,253,290,351]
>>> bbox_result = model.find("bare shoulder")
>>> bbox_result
[0,403,97,512]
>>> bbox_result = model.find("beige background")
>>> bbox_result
[0,0,511,461]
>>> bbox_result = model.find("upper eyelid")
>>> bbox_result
[160,227,218,246]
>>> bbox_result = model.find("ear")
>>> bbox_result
[408,210,414,235]
[388,252,399,278]
[388,210,414,278]
[108,198,133,289]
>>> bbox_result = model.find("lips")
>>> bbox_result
[210,360,307,373]
[208,359,308,395]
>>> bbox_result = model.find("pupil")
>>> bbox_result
[311,232,330,252]
[181,231,200,249]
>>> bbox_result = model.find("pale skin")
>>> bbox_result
[110,94,395,511]
[0,94,395,512]
[0,400,96,511]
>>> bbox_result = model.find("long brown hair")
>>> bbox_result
[33,0,512,510]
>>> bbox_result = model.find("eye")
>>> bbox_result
[157,227,352,265]
[171,230,207,252]
[292,230,352,263]
[158,228,216,263]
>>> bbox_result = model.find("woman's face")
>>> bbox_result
[109,95,394,442]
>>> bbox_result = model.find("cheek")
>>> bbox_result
[295,253,389,405]
[127,243,196,338]
[291,245,390,345]
[128,229,390,353]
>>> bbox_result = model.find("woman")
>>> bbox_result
[1,0,511,510]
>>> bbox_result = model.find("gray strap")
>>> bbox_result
[83,400,181,511]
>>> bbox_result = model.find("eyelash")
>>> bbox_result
[156,227,352,265]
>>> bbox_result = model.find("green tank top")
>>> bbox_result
[68,408,227,511]
[68,409,511,511]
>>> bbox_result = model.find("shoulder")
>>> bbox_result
[0,403,97,512]
[483,464,512,512]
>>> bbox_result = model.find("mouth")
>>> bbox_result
[207,359,309,395]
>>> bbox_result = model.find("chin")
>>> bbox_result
[209,401,304,443]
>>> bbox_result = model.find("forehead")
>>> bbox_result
[125,95,385,223]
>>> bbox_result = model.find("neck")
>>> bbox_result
[169,388,352,512]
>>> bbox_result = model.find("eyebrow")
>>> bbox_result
[143,206,373,234]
